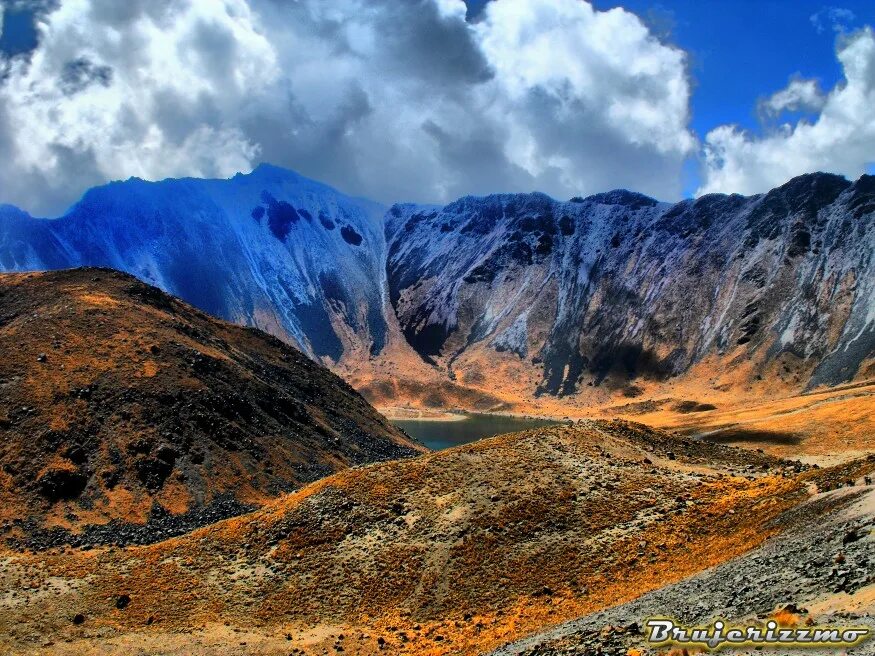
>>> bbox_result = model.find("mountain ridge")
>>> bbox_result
[385,170,873,405]
[1,166,873,413]
[0,164,396,365]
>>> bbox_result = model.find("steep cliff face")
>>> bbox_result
[1,167,872,410]
[386,173,874,401]
[0,164,393,365]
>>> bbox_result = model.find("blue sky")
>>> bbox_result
[1,0,874,214]
[594,1,870,134]
[466,0,874,194]
[0,4,38,57]
[465,0,870,136]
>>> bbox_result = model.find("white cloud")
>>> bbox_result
[0,0,695,215]
[0,0,274,214]
[699,28,875,197]
[759,78,826,117]
[474,0,695,196]
[810,6,856,34]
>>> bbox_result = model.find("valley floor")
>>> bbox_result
[593,380,875,464]
[379,379,875,463]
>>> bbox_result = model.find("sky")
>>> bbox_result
[0,0,873,216]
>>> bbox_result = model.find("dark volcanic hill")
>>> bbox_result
[386,173,875,403]
[0,268,422,544]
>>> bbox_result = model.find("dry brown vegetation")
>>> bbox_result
[0,269,422,539]
[3,420,870,656]
[1,268,873,656]
[595,380,875,462]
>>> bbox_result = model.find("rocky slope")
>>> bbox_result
[386,173,875,406]
[0,164,395,364]
[0,268,421,545]
[2,420,872,656]
[493,479,875,656]
[1,167,872,413]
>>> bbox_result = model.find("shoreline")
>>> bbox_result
[379,405,575,423]
[379,407,468,422]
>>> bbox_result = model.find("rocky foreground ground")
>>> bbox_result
[492,482,875,655]
[1,420,872,655]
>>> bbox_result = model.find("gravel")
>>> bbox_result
[492,486,875,656]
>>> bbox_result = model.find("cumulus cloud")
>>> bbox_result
[699,28,875,197]
[759,78,826,117]
[0,0,695,215]
[474,0,695,198]
[0,0,272,213]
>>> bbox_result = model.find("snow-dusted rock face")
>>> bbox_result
[2,167,872,402]
[386,173,874,396]
[0,164,390,362]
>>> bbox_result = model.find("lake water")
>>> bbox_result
[393,413,558,451]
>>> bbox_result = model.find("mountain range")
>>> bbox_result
[0,167,873,656]
[1,165,872,412]
[0,164,391,363]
